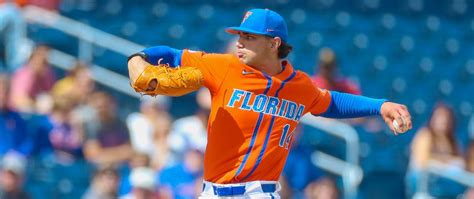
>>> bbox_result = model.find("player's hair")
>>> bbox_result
[278,42,293,59]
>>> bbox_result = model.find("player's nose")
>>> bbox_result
[236,38,244,49]
[236,43,243,49]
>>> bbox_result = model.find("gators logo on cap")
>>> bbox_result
[241,11,253,24]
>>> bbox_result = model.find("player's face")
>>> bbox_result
[235,32,274,67]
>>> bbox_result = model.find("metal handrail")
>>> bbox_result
[301,115,362,199]
[22,6,144,56]
[22,6,144,98]
[414,160,474,199]
[47,48,140,98]
[301,115,360,165]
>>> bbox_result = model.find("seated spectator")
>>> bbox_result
[157,149,204,199]
[120,167,158,199]
[464,139,474,198]
[311,47,361,95]
[410,103,464,169]
[83,92,133,166]
[282,126,326,197]
[407,103,465,197]
[47,96,84,163]
[304,177,339,199]
[14,0,61,11]
[126,96,172,170]
[311,47,373,128]
[82,166,120,199]
[224,37,238,55]
[467,140,474,173]
[0,153,30,199]
[0,73,31,157]
[278,176,292,199]
[118,153,152,196]
[150,114,173,171]
[0,1,27,72]
[52,61,95,105]
[168,88,211,160]
[9,44,55,112]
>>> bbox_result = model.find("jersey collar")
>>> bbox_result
[273,60,295,80]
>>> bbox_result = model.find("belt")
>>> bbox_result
[208,183,276,196]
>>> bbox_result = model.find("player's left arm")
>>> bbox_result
[316,91,412,134]
[127,46,204,96]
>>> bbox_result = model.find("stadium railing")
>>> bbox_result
[22,5,142,99]
[414,160,474,199]
[302,115,362,199]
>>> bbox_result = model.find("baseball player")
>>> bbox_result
[127,8,412,198]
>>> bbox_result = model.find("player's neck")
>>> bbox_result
[253,58,283,76]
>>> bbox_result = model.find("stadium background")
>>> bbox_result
[0,0,473,198]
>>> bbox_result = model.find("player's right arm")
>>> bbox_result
[310,89,412,134]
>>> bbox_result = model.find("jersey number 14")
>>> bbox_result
[279,124,294,150]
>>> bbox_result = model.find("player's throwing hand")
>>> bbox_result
[380,102,412,135]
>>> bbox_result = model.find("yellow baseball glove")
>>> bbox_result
[132,64,204,97]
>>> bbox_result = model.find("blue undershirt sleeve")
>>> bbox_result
[141,46,182,67]
[318,91,388,118]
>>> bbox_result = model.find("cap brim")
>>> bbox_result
[225,27,268,36]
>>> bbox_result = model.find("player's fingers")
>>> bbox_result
[146,79,158,91]
[400,104,408,111]
[384,117,398,135]
[398,109,412,131]
[393,114,404,129]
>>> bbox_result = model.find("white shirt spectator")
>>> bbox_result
[168,115,207,157]
[126,96,171,157]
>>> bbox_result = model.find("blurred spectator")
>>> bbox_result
[407,103,465,197]
[47,96,84,163]
[13,0,61,11]
[82,166,120,199]
[9,44,55,112]
[157,149,204,199]
[464,140,474,198]
[0,0,27,72]
[120,167,158,199]
[83,92,133,166]
[0,73,32,157]
[126,96,172,170]
[224,37,238,55]
[0,153,29,199]
[278,176,292,199]
[34,92,54,115]
[150,115,173,171]
[410,103,464,169]
[282,126,326,197]
[311,47,361,95]
[52,62,95,105]
[467,140,474,173]
[118,153,151,196]
[311,47,370,127]
[304,177,339,199]
[168,88,211,159]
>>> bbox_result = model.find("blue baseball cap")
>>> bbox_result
[226,9,288,42]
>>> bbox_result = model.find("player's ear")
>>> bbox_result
[271,37,282,50]
[272,37,281,49]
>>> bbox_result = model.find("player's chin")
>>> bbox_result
[239,57,249,64]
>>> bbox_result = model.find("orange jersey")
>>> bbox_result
[180,49,332,184]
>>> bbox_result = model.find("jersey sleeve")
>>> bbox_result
[180,49,233,93]
[307,86,332,115]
